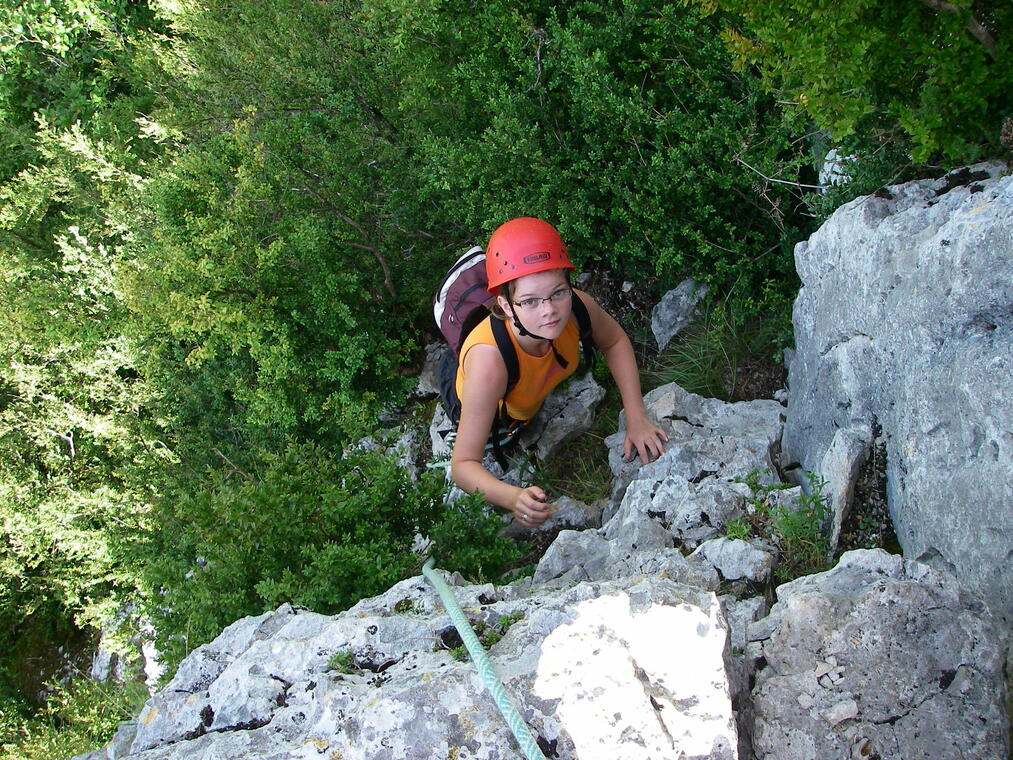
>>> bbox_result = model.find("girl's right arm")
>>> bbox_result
[450,343,552,525]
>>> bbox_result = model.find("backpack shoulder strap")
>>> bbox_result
[489,316,520,398]
[571,292,597,370]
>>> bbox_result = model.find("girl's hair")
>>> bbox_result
[489,283,512,321]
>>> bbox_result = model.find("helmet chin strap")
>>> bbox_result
[511,311,569,369]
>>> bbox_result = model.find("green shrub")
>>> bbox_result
[692,0,1013,165]
[770,474,831,583]
[445,611,525,662]
[0,676,146,760]
[327,650,355,674]
[722,516,751,542]
[403,0,812,310]
[138,442,521,675]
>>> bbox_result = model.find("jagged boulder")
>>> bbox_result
[534,382,785,592]
[604,382,784,516]
[782,162,1013,628]
[78,375,1011,760]
[651,278,708,351]
[747,549,1008,760]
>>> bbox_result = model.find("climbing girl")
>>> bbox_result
[448,217,668,526]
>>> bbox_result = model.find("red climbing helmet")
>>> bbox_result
[485,217,575,293]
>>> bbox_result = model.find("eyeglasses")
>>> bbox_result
[512,286,572,312]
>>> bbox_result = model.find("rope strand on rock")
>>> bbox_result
[422,557,548,760]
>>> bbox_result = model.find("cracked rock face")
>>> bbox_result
[96,576,738,760]
[783,161,1013,629]
[748,549,1008,760]
[86,551,1009,760]
[651,278,708,351]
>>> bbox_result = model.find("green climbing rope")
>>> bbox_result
[421,557,547,760]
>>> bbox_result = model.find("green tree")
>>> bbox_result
[124,0,449,454]
[688,0,1012,163]
[127,0,812,467]
[401,0,813,305]
[0,0,163,712]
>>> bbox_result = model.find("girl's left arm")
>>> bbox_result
[575,289,669,463]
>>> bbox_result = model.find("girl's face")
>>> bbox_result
[498,269,573,340]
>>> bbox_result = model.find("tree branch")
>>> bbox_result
[298,183,397,300]
[734,156,828,190]
[45,429,75,459]
[916,0,997,56]
[269,159,398,300]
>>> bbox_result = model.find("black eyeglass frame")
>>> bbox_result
[511,286,573,312]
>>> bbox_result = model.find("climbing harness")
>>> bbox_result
[421,558,547,760]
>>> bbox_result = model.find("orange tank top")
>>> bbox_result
[456,315,581,421]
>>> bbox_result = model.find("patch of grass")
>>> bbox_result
[724,470,832,584]
[393,597,422,615]
[327,650,355,674]
[722,516,752,542]
[447,612,525,662]
[641,297,790,401]
[531,426,613,504]
[771,476,832,583]
[532,374,622,504]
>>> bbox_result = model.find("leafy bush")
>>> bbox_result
[0,675,146,760]
[407,0,812,307]
[138,442,521,674]
[119,0,816,466]
[126,0,445,450]
[692,0,1013,165]
[128,120,419,447]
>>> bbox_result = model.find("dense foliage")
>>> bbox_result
[0,0,1006,753]
[691,0,1012,164]
[141,443,520,673]
[404,0,813,296]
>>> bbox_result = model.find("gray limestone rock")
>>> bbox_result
[783,162,1013,628]
[499,495,605,540]
[748,549,1008,760]
[604,382,784,521]
[690,537,774,584]
[102,576,738,760]
[604,474,753,550]
[720,595,770,760]
[416,342,449,398]
[651,278,708,351]
[518,372,605,459]
[532,528,720,592]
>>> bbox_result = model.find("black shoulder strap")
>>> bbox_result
[571,293,597,370]
[490,316,520,398]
